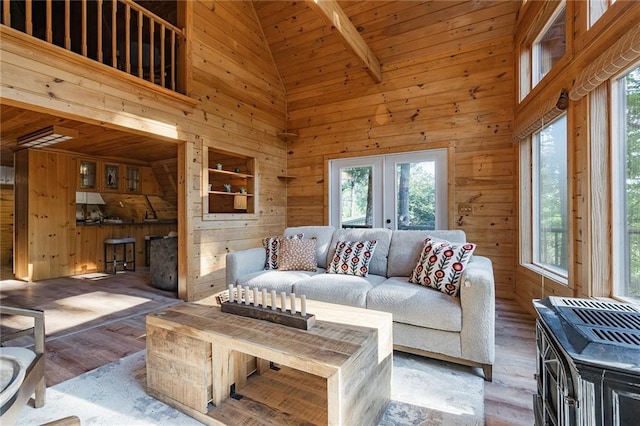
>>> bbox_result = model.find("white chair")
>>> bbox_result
[0,306,46,424]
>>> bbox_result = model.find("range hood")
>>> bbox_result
[76,191,106,205]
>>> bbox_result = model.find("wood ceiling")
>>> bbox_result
[0,105,177,166]
[0,1,520,167]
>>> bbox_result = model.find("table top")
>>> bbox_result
[147,300,392,378]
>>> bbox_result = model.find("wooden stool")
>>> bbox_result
[104,237,136,274]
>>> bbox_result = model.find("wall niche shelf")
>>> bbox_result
[204,148,255,216]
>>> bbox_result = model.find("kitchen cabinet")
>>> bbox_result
[78,159,98,191]
[125,166,140,193]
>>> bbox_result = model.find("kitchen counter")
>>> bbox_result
[76,219,177,226]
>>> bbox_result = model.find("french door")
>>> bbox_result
[329,150,448,230]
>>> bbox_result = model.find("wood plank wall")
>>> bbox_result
[258,1,521,299]
[186,0,286,301]
[0,185,14,267]
[513,1,640,315]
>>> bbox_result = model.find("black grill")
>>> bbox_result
[533,297,640,426]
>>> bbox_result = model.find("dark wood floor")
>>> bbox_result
[0,267,537,425]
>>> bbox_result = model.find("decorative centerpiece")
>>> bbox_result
[219,285,315,330]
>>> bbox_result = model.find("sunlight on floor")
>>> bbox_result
[43,292,151,334]
[71,273,115,281]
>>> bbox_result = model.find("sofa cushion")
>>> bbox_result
[285,226,335,269]
[327,228,392,277]
[409,239,476,297]
[367,277,462,332]
[327,240,377,277]
[278,238,317,271]
[388,230,467,277]
[264,233,304,270]
[235,268,325,294]
[293,273,386,308]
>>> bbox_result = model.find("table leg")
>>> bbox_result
[211,344,231,407]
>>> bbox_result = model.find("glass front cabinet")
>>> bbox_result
[78,159,98,191]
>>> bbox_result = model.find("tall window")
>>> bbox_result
[533,114,568,276]
[520,2,567,101]
[533,2,566,87]
[613,64,640,303]
[329,150,448,230]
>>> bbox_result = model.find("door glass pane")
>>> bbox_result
[340,166,373,228]
[396,161,436,230]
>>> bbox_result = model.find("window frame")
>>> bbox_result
[611,61,640,303]
[520,113,570,284]
[328,149,448,230]
[532,1,567,88]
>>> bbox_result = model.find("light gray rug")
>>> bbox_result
[18,350,483,425]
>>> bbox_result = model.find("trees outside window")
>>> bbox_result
[614,64,640,302]
[330,150,447,230]
[533,114,568,275]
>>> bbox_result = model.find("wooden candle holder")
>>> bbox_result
[220,301,315,330]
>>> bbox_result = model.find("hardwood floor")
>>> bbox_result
[1,268,537,425]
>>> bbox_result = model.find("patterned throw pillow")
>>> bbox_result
[263,233,303,269]
[409,238,476,297]
[327,240,378,277]
[278,238,317,271]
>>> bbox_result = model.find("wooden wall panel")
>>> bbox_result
[0,185,13,268]
[264,1,521,298]
[13,150,76,281]
[186,0,286,299]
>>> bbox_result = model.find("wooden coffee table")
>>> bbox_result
[146,299,393,425]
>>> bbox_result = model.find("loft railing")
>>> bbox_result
[1,0,183,92]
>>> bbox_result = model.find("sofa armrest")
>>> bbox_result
[458,255,495,366]
[225,248,266,285]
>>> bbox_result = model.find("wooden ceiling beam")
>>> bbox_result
[306,0,382,83]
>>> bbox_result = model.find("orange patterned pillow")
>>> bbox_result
[409,238,476,297]
[327,240,378,277]
[278,238,317,271]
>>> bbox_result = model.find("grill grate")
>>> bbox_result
[551,297,640,349]
[592,328,640,346]
[561,298,638,312]
[573,309,640,330]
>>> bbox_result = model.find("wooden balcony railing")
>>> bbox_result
[1,0,183,92]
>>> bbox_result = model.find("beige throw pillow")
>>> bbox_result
[278,238,317,271]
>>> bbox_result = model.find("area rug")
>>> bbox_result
[17,350,484,425]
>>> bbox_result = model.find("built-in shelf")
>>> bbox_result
[208,168,254,179]
[276,132,299,141]
[208,190,254,196]
[205,148,255,215]
[277,175,297,180]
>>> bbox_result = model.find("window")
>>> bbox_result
[520,2,567,100]
[522,114,568,279]
[613,63,640,303]
[533,3,566,87]
[329,150,448,230]
[589,0,613,28]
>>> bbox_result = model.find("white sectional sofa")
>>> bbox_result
[226,226,495,380]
